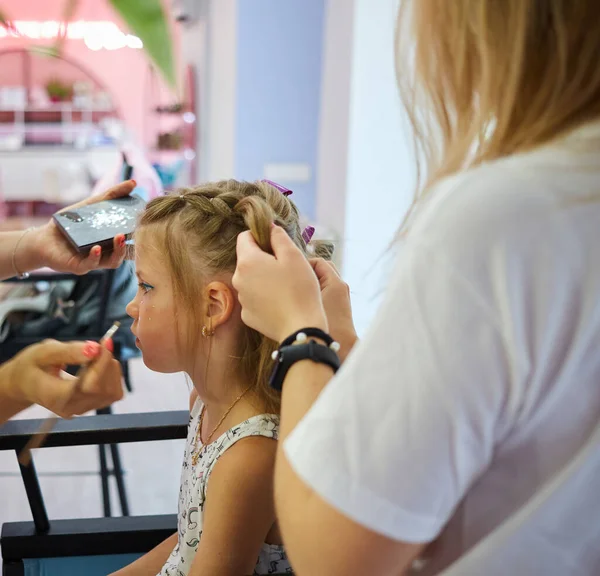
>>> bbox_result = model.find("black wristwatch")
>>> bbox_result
[269,333,341,392]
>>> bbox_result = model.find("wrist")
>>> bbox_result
[334,327,358,362]
[16,226,45,273]
[278,314,328,344]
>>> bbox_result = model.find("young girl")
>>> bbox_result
[113,179,331,576]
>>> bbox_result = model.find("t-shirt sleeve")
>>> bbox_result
[283,240,514,543]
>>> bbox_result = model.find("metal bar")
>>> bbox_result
[2,560,25,576]
[110,443,130,516]
[98,405,129,516]
[96,268,115,334]
[0,411,189,451]
[17,452,49,533]
[98,444,111,518]
[121,357,133,392]
[1,514,177,561]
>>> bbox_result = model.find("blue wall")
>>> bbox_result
[235,0,326,219]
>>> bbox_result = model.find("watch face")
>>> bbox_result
[269,342,341,392]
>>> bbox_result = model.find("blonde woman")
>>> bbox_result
[233,1,600,574]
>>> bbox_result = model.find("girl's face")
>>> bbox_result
[126,232,183,373]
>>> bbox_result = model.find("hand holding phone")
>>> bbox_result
[53,194,146,255]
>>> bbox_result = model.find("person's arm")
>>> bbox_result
[275,361,423,575]
[0,339,123,424]
[234,225,510,575]
[0,231,39,281]
[110,532,178,576]
[309,258,358,363]
[188,437,278,576]
[0,180,135,281]
[234,227,423,574]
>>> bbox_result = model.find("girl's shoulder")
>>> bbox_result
[207,414,279,469]
[209,430,278,489]
[203,414,280,483]
[225,413,280,443]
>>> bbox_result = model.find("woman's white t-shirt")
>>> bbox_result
[284,122,600,575]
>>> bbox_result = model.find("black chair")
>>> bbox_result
[0,411,188,576]
[0,269,135,518]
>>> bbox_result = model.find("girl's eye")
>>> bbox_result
[138,282,154,294]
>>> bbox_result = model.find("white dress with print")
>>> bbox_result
[158,399,292,575]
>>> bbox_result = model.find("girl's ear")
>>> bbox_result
[204,281,236,329]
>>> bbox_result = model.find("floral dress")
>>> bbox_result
[158,399,293,575]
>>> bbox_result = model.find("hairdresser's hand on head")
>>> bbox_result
[0,339,123,422]
[15,180,136,277]
[234,225,328,343]
[309,258,358,362]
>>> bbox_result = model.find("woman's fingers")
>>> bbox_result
[60,180,136,214]
[270,224,303,260]
[70,359,123,415]
[99,180,136,202]
[30,370,75,417]
[309,258,342,289]
[107,234,127,267]
[27,341,123,417]
[33,339,101,367]
[83,180,136,206]
[78,348,122,397]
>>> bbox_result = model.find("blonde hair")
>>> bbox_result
[396,0,600,196]
[138,180,333,413]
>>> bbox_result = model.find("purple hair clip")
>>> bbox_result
[261,179,293,196]
[302,225,315,244]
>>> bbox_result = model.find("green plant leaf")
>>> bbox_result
[54,0,80,54]
[108,0,176,89]
[29,45,61,58]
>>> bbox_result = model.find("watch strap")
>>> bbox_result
[280,327,334,348]
[269,339,341,391]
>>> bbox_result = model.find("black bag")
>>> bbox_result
[6,263,139,355]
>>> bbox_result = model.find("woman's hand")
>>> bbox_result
[233,225,328,343]
[310,259,358,362]
[1,339,123,418]
[18,180,136,275]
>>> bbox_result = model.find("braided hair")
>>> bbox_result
[137,180,334,413]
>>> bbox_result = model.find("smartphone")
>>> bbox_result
[53,195,146,255]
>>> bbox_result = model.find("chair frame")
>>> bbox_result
[1,268,135,517]
[0,410,188,576]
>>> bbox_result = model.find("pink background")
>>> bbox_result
[0,0,180,144]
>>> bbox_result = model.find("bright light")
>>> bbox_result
[1,20,143,51]
[41,21,60,39]
[127,35,143,49]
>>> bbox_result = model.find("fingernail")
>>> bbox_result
[83,341,101,358]
[104,338,114,353]
[130,179,137,187]
[93,246,101,257]
[118,235,126,248]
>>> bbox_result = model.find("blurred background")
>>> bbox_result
[0,0,413,535]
